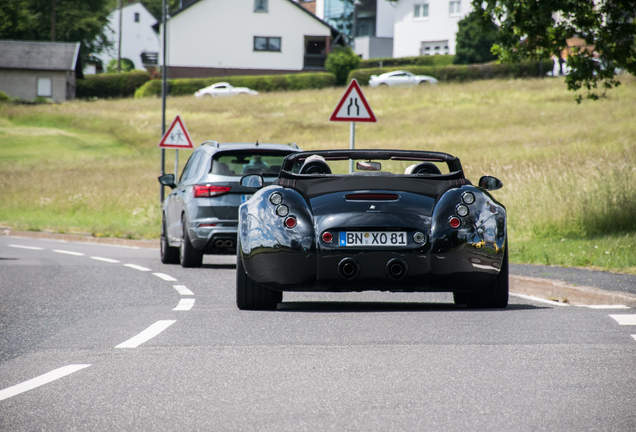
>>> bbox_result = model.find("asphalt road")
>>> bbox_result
[1,236,635,431]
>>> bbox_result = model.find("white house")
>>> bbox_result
[391,0,470,57]
[95,1,160,73]
[163,0,341,78]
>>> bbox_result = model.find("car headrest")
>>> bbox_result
[300,155,332,175]
[405,162,441,175]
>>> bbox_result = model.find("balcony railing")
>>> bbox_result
[303,54,326,70]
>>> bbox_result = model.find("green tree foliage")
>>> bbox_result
[325,47,361,85]
[473,0,636,102]
[106,57,135,73]
[454,10,498,65]
[140,0,180,21]
[0,0,111,65]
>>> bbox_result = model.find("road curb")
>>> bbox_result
[3,229,635,307]
[511,275,636,306]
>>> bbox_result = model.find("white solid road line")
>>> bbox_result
[153,273,177,282]
[0,364,91,402]
[586,305,630,309]
[90,256,120,263]
[52,249,85,256]
[173,285,194,295]
[174,298,195,311]
[115,320,176,348]
[632,335,636,341]
[8,244,44,250]
[124,264,151,272]
[609,315,636,325]
[510,293,570,306]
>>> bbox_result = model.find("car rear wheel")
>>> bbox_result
[236,242,282,311]
[453,292,468,306]
[160,215,179,264]
[466,240,509,309]
[180,215,203,268]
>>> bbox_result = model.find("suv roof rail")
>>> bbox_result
[201,140,220,147]
[288,143,299,149]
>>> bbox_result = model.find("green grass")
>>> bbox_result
[1,75,635,273]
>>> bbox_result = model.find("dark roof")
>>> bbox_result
[0,40,81,71]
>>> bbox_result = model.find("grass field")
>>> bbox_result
[1,76,635,273]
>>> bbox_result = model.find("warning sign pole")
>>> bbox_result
[349,122,355,173]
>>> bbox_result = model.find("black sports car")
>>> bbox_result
[236,150,507,310]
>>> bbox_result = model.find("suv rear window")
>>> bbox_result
[211,151,290,176]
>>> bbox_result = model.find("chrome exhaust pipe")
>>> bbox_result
[338,257,359,280]
[214,239,225,248]
[386,258,408,280]
[224,240,234,248]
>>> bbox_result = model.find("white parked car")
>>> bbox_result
[368,70,438,88]
[194,82,259,98]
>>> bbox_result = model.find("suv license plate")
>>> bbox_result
[339,231,407,247]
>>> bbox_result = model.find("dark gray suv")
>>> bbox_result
[158,141,301,267]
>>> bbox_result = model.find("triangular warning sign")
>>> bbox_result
[329,79,377,123]
[158,115,194,149]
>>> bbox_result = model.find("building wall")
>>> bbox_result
[392,0,469,58]
[100,2,160,72]
[376,0,395,38]
[165,0,331,71]
[354,36,393,59]
[0,69,73,102]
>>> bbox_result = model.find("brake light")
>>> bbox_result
[284,216,297,229]
[449,216,461,229]
[193,185,231,198]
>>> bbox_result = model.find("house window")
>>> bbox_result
[414,3,429,19]
[449,1,461,16]
[254,0,268,12]
[254,36,281,52]
[37,78,52,97]
[134,12,140,22]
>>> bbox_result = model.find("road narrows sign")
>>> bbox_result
[158,115,194,149]
[329,79,377,123]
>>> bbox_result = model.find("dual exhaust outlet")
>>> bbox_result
[337,257,408,281]
[214,239,234,249]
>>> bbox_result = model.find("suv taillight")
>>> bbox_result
[193,185,231,198]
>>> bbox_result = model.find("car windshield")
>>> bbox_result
[212,151,290,176]
[289,156,451,175]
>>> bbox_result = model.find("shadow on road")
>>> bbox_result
[276,302,543,313]
[202,263,236,270]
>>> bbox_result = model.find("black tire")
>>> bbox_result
[160,215,180,264]
[453,292,468,306]
[466,240,509,309]
[180,215,203,268]
[236,243,282,311]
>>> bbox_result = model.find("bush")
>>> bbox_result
[348,60,554,85]
[325,47,361,85]
[134,72,336,98]
[360,55,454,69]
[106,58,135,73]
[454,11,498,65]
[76,71,151,99]
[0,91,9,102]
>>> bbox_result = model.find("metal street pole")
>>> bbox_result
[160,0,167,204]
[349,122,355,173]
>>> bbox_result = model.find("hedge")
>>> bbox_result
[135,72,337,98]
[348,60,554,85]
[360,55,455,69]
[76,71,151,99]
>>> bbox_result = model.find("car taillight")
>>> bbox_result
[193,185,231,198]
[449,216,461,229]
[284,216,297,229]
[322,231,333,243]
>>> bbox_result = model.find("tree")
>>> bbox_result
[454,10,499,65]
[140,0,180,21]
[473,0,636,102]
[326,47,361,86]
[0,0,112,65]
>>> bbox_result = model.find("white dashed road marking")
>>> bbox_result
[632,335,636,341]
[8,244,44,250]
[52,249,84,256]
[115,320,176,348]
[90,256,120,263]
[0,364,91,402]
[173,285,194,295]
[124,264,151,272]
[153,273,177,282]
[609,315,636,325]
[173,298,195,311]
[586,305,630,309]
[510,293,570,306]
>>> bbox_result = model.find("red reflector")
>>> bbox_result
[449,217,461,229]
[284,217,297,228]
[322,231,333,243]
[193,185,231,198]
[198,223,217,228]
[345,193,399,201]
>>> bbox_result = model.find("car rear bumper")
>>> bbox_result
[189,221,238,254]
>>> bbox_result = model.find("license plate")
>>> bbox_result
[241,194,252,203]
[339,231,407,247]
